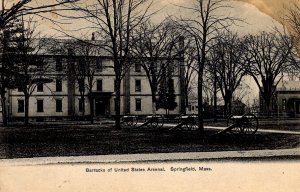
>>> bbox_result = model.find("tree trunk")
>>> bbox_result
[228,96,232,116]
[81,94,85,117]
[264,98,271,118]
[152,102,157,115]
[1,89,8,126]
[89,95,94,124]
[213,76,217,122]
[24,94,29,126]
[151,91,157,115]
[184,85,188,115]
[115,78,121,130]
[224,100,228,118]
[198,69,204,136]
[150,83,157,115]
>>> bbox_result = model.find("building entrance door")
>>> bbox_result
[95,99,106,116]
[296,101,300,114]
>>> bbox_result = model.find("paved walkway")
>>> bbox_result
[0,147,299,166]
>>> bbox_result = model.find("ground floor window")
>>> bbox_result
[114,98,117,112]
[37,99,44,112]
[18,100,24,113]
[135,99,141,111]
[79,98,85,112]
[56,99,62,112]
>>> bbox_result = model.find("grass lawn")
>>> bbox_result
[0,123,299,159]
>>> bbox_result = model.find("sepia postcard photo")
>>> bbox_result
[0,0,300,191]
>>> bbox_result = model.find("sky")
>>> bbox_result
[31,0,288,37]
[13,0,296,104]
[236,0,287,21]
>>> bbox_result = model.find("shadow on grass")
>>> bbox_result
[0,125,299,159]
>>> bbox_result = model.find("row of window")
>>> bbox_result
[17,98,143,113]
[55,58,104,72]
[18,99,62,113]
[21,79,143,93]
[17,78,176,97]
[55,58,145,73]
[79,79,143,92]
[18,79,62,93]
[77,98,142,112]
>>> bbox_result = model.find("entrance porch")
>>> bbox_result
[91,92,113,117]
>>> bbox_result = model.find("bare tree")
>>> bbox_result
[65,0,154,129]
[0,0,79,125]
[0,0,79,28]
[245,30,297,117]
[175,0,239,135]
[183,41,198,114]
[72,38,99,124]
[13,18,52,126]
[286,0,300,49]
[0,17,23,126]
[130,20,183,114]
[208,31,247,117]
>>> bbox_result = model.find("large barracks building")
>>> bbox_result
[6,39,185,121]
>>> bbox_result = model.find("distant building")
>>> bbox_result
[258,81,300,117]
[276,81,300,117]
[6,38,185,121]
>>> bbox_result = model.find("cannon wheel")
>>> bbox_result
[131,117,138,127]
[187,122,198,130]
[151,115,164,128]
[150,118,159,128]
[157,115,164,129]
[227,115,242,135]
[241,113,258,135]
[123,116,137,127]
[146,115,164,128]
[187,115,198,130]
[125,119,133,126]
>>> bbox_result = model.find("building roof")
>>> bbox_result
[277,81,300,91]
[34,38,111,57]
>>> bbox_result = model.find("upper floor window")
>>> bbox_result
[18,100,24,113]
[135,64,141,72]
[56,58,63,71]
[56,99,62,112]
[37,82,43,92]
[168,78,174,87]
[78,78,85,92]
[78,60,86,72]
[37,99,44,112]
[97,79,103,91]
[96,58,103,71]
[56,79,62,92]
[37,63,44,71]
[135,79,141,92]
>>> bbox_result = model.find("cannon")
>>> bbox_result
[169,115,198,131]
[216,113,259,135]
